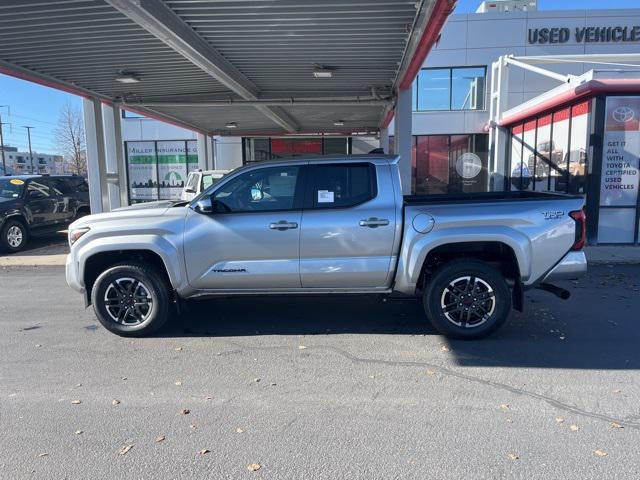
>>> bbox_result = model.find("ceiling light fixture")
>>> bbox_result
[333,120,345,126]
[115,71,140,84]
[225,121,238,129]
[313,69,333,78]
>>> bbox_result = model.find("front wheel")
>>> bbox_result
[1,219,28,253]
[91,262,171,337]
[423,259,512,339]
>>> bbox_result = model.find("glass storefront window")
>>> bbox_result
[533,114,552,191]
[414,134,488,195]
[522,120,536,191]
[243,137,350,162]
[569,101,590,194]
[549,108,570,192]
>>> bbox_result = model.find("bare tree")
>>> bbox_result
[54,102,86,176]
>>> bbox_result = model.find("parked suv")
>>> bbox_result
[0,174,90,253]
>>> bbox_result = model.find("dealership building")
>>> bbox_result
[1,1,639,244]
[114,3,640,245]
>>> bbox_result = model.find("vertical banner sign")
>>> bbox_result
[127,142,158,201]
[600,96,640,206]
[157,141,188,200]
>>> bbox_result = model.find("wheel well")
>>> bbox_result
[5,215,28,231]
[83,250,170,302]
[416,241,520,292]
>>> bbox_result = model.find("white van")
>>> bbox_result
[181,169,229,201]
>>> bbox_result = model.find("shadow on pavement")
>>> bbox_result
[157,265,640,370]
[8,231,69,256]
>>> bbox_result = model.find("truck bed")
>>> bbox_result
[404,190,583,206]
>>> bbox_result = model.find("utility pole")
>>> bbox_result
[0,105,8,175]
[23,126,34,174]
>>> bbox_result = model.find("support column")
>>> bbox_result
[393,86,413,194]
[488,57,509,191]
[83,98,108,213]
[206,135,214,169]
[196,133,208,170]
[101,103,123,210]
[379,127,389,154]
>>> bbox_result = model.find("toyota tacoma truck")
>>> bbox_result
[66,155,587,339]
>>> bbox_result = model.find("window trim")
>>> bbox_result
[414,65,487,112]
[304,162,378,210]
[208,163,307,214]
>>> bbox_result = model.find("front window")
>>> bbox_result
[0,178,25,199]
[213,166,301,212]
[415,66,486,111]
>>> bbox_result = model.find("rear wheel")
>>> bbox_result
[91,262,171,337]
[1,219,28,253]
[423,259,511,339]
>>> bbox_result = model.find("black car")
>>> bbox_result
[0,175,90,253]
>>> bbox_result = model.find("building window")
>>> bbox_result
[242,137,350,163]
[414,66,486,111]
[508,100,590,195]
[413,134,489,195]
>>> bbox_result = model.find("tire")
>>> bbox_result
[423,259,511,339]
[91,262,171,337]
[1,219,28,253]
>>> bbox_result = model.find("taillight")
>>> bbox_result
[569,209,586,251]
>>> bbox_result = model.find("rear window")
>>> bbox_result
[311,163,376,208]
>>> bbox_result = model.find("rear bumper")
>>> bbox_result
[541,251,587,283]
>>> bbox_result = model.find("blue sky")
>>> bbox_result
[0,0,638,154]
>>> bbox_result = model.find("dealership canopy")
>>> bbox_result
[0,0,454,136]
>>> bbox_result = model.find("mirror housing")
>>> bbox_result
[193,196,213,214]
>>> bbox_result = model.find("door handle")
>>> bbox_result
[269,220,298,231]
[359,217,390,228]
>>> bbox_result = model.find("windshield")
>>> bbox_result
[0,178,25,199]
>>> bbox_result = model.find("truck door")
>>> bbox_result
[299,162,397,288]
[182,164,306,290]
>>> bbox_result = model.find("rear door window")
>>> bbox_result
[310,163,376,208]
[27,179,51,198]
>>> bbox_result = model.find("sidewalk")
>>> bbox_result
[0,236,68,267]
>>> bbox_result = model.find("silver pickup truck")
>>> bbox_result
[66,155,587,339]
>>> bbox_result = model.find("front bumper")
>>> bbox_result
[541,251,587,283]
[65,252,85,294]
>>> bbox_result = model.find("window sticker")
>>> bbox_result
[317,190,334,203]
[10,179,24,185]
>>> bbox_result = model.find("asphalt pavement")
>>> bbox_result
[1,264,640,479]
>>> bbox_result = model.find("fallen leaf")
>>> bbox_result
[174,347,183,351]
[426,369,435,376]
[507,453,519,460]
[38,453,49,458]
[112,399,121,406]
[500,404,510,410]
[236,428,244,433]
[71,400,81,405]
[75,383,82,387]
[180,408,190,415]
[611,422,623,429]
[199,449,210,455]
[155,436,166,443]
[190,424,197,430]
[569,424,580,432]
[594,449,608,457]
[121,377,128,381]
[298,345,307,350]
[270,382,277,386]
[118,445,133,455]
[253,378,261,383]
[247,463,261,472]
[75,430,83,435]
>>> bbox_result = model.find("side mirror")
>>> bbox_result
[193,196,213,214]
[184,187,196,194]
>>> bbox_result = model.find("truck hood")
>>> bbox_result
[70,200,189,229]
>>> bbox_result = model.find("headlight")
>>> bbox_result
[69,226,90,246]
